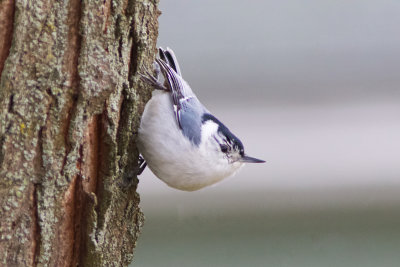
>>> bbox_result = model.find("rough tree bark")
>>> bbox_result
[0,0,159,266]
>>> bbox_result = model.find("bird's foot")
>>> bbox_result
[139,64,168,91]
[119,155,147,188]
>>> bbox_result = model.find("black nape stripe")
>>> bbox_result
[202,113,244,152]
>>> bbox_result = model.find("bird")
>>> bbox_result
[137,47,265,191]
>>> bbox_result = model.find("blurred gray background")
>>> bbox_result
[132,1,400,266]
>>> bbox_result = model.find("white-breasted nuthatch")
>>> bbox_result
[138,47,265,191]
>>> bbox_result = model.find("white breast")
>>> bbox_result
[137,91,243,191]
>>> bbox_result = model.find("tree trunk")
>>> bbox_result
[0,0,159,266]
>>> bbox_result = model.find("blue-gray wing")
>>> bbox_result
[157,48,205,146]
[177,97,204,146]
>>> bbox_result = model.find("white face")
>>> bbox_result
[200,120,245,165]
[215,133,244,164]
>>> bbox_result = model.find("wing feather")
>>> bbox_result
[156,49,205,145]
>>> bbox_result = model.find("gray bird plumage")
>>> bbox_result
[138,47,264,191]
[149,48,208,146]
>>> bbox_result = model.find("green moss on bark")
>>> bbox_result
[0,0,159,266]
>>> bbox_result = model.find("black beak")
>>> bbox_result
[240,155,265,163]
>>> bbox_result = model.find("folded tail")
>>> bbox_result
[159,47,182,76]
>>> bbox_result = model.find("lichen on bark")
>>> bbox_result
[0,0,159,266]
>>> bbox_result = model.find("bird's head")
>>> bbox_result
[201,113,265,167]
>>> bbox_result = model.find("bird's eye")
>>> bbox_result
[220,144,229,153]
